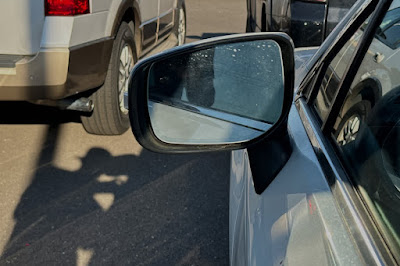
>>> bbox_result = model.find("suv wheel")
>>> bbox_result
[335,100,371,146]
[81,21,137,135]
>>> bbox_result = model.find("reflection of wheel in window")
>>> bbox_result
[335,100,371,146]
[347,87,400,237]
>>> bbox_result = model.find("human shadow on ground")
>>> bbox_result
[1,118,230,265]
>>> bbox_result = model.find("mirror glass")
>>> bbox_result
[147,40,284,145]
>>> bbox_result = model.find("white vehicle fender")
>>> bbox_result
[105,0,141,38]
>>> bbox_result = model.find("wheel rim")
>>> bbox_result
[118,45,135,114]
[337,115,361,145]
[178,7,186,45]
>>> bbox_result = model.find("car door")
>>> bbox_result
[157,0,176,42]
[138,0,159,51]
[231,0,400,265]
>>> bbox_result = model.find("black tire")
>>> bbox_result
[335,100,371,146]
[81,22,137,135]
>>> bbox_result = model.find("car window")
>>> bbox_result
[376,7,400,49]
[332,1,400,258]
[313,16,371,121]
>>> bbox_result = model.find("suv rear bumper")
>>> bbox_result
[0,38,113,100]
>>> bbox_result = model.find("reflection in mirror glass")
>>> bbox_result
[147,40,284,145]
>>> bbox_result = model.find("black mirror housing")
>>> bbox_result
[128,33,295,154]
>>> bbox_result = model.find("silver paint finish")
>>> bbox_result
[138,0,159,22]
[91,0,111,13]
[296,98,386,265]
[229,103,364,265]
[160,0,176,15]
[40,17,74,48]
[70,12,109,47]
[228,49,367,266]
[105,0,127,36]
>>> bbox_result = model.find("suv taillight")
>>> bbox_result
[45,0,90,16]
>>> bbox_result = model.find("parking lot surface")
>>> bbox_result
[0,0,246,264]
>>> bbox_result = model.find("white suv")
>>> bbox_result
[0,0,186,135]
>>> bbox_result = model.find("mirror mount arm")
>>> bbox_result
[247,119,292,194]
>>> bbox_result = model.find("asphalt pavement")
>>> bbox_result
[0,0,246,265]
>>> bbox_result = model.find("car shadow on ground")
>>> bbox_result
[0,104,230,265]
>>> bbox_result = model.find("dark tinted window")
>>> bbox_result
[376,7,400,49]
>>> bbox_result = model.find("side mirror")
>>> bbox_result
[128,33,294,154]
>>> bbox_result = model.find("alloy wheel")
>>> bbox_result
[118,44,135,114]
[337,114,361,145]
[178,7,186,45]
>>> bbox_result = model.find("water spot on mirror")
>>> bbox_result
[147,40,284,144]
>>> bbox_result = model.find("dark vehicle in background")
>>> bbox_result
[246,0,357,47]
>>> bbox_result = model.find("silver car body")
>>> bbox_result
[229,48,369,265]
